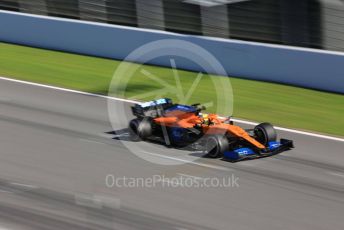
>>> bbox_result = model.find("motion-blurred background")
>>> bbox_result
[1,0,343,52]
[0,2,344,230]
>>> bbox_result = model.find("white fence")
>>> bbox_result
[0,10,343,93]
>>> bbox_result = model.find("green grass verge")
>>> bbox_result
[0,42,343,136]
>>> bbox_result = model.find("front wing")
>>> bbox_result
[223,139,294,162]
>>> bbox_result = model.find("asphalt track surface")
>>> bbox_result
[0,78,343,230]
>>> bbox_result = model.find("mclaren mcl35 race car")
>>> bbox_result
[128,98,294,162]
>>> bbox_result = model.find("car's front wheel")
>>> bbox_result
[204,135,229,158]
[254,122,277,146]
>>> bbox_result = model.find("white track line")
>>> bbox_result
[230,118,344,142]
[142,151,231,171]
[1,76,343,142]
[177,173,204,180]
[326,171,344,179]
[10,182,37,188]
[0,77,137,104]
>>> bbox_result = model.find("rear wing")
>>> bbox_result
[131,98,173,118]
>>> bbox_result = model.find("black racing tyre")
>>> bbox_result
[128,119,141,141]
[128,118,153,141]
[204,135,229,158]
[254,122,277,146]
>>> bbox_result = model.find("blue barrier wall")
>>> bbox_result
[0,10,343,93]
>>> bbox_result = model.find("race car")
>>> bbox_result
[128,98,294,162]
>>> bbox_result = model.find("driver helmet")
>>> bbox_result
[202,113,210,125]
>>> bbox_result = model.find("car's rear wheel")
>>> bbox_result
[128,118,153,141]
[254,123,277,146]
[205,135,229,158]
